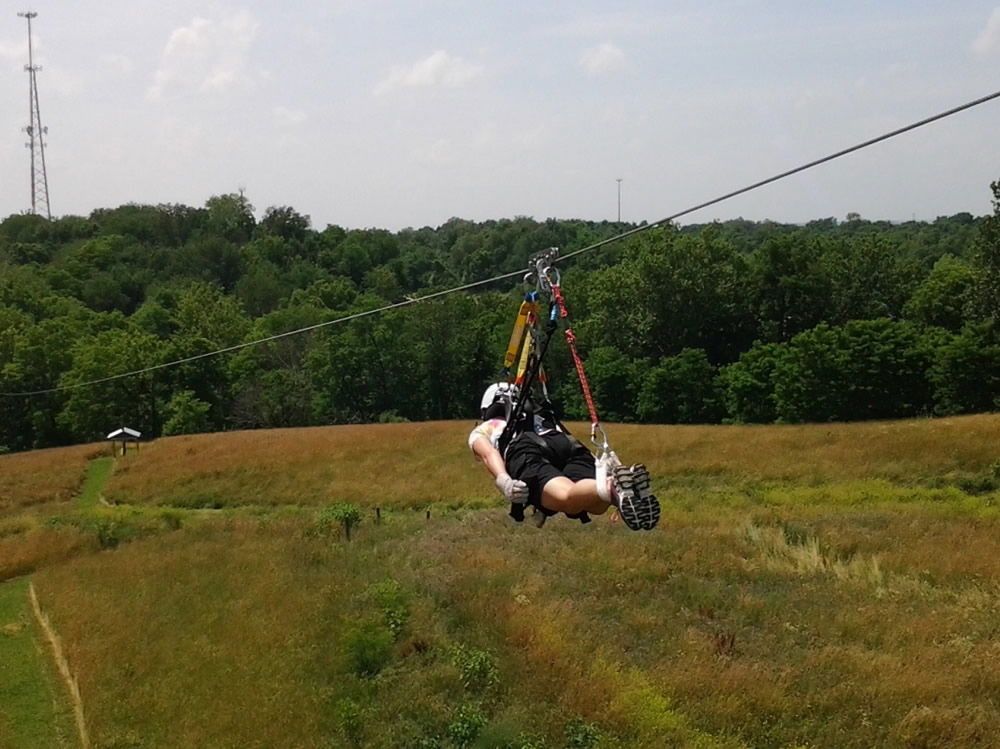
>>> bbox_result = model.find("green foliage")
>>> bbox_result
[447,703,489,748]
[335,697,366,746]
[636,348,723,423]
[451,644,500,693]
[903,254,977,331]
[343,620,394,677]
[563,718,602,748]
[749,233,833,341]
[367,579,410,639]
[56,327,168,443]
[316,502,363,540]
[773,319,932,422]
[718,342,783,423]
[5,182,1000,453]
[968,179,1000,321]
[162,390,211,436]
[204,193,255,244]
[930,322,1000,415]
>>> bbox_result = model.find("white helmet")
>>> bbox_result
[480,382,519,419]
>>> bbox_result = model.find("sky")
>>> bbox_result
[0,1,998,232]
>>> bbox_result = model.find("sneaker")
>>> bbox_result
[629,464,660,531]
[611,464,660,531]
[531,506,547,528]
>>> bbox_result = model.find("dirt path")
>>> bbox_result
[29,583,90,749]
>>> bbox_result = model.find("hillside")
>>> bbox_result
[4,189,1000,453]
[3,417,1000,747]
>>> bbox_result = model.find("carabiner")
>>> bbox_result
[590,423,609,458]
[542,265,561,291]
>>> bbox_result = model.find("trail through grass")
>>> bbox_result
[7,416,1000,746]
[78,457,113,509]
[0,577,75,748]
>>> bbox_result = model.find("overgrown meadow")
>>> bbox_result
[4,417,1000,747]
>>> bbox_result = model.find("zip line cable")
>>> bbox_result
[0,269,526,397]
[2,87,998,398]
[557,87,1000,265]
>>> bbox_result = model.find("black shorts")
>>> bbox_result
[505,432,596,511]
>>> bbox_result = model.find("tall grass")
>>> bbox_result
[102,414,1000,509]
[33,497,1000,747]
[0,443,103,516]
[13,414,1000,746]
[0,577,76,747]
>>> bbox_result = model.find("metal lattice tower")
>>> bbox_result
[19,11,51,220]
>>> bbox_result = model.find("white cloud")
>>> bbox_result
[147,11,260,101]
[274,106,307,126]
[579,42,625,75]
[374,50,483,96]
[972,7,1000,57]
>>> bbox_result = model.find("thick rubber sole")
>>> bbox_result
[613,464,660,531]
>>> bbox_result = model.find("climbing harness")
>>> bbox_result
[496,248,623,522]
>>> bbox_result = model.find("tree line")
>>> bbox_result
[1,180,998,452]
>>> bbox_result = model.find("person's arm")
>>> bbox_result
[471,434,528,504]
[471,435,507,480]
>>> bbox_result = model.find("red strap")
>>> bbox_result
[550,283,599,429]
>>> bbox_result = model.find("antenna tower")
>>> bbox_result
[19,10,51,220]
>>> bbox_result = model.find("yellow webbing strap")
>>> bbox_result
[502,300,534,371]
[515,333,533,384]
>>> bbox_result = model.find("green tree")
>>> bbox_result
[636,348,723,423]
[903,254,977,331]
[930,322,1000,415]
[255,205,310,243]
[749,235,833,341]
[173,281,251,346]
[584,227,757,364]
[773,324,848,422]
[162,390,211,435]
[57,329,168,442]
[822,235,921,323]
[203,193,255,244]
[561,345,638,422]
[969,180,1000,322]
[774,320,932,422]
[718,342,785,423]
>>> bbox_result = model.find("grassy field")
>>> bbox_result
[0,442,105,514]
[102,415,1000,508]
[5,416,1000,747]
[0,577,76,748]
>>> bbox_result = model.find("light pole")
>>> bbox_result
[616,178,622,222]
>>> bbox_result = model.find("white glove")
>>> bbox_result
[495,472,529,504]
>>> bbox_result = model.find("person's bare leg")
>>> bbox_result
[540,477,610,516]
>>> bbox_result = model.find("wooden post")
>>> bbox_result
[425,509,431,520]
[375,507,381,524]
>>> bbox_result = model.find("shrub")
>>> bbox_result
[447,703,488,748]
[92,517,127,549]
[564,718,602,749]
[367,579,410,639]
[335,697,365,746]
[452,644,500,693]
[343,620,393,677]
[316,502,362,541]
